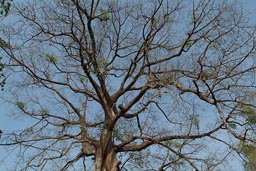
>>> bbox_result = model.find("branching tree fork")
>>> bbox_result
[0,0,256,170]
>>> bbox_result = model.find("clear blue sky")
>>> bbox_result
[0,1,256,171]
[240,0,256,23]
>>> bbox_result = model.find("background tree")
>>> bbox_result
[0,0,256,170]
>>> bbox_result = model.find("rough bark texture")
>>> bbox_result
[94,129,120,171]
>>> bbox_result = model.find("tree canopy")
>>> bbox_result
[0,0,256,171]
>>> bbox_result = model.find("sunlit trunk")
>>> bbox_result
[94,128,120,171]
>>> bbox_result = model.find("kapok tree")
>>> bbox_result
[0,0,256,171]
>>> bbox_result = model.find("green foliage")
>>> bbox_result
[46,54,58,63]
[99,10,111,21]
[166,140,182,148]
[241,105,255,115]
[0,37,11,48]
[39,109,49,115]
[189,17,197,25]
[200,70,214,80]
[94,57,107,77]
[193,117,200,129]
[247,115,256,124]
[151,18,157,28]
[0,0,12,16]
[79,76,87,82]
[241,143,256,154]
[240,142,256,171]
[228,123,237,129]
[240,104,256,124]
[16,101,25,109]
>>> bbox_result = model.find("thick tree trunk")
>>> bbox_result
[94,128,120,171]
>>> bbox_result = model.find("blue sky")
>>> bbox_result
[0,1,256,171]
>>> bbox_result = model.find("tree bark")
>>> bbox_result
[94,128,120,171]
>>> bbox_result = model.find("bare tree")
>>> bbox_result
[0,0,256,170]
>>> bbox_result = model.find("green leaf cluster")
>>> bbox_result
[228,123,237,129]
[240,142,256,171]
[241,105,255,115]
[189,17,197,25]
[79,76,88,83]
[193,117,200,129]
[16,101,25,109]
[0,38,11,48]
[46,54,58,63]
[166,140,182,148]
[0,0,12,16]
[39,109,49,115]
[247,115,256,124]
[240,105,256,124]
[200,70,215,80]
[99,10,110,21]
[151,18,157,28]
